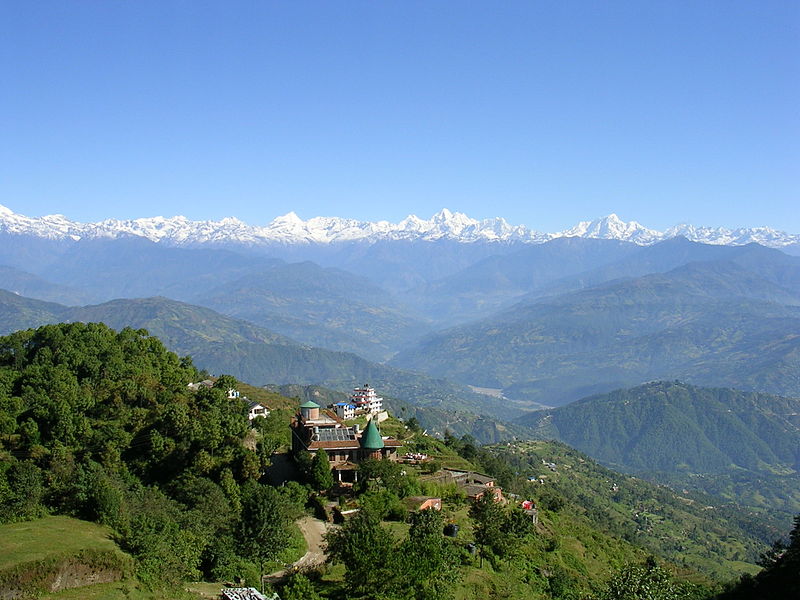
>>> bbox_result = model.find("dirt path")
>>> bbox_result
[267,516,330,578]
[293,516,329,568]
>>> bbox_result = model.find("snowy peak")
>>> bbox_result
[0,205,798,249]
[560,214,662,245]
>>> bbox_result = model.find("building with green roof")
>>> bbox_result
[359,418,385,450]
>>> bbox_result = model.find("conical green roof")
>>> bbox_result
[360,419,384,450]
[299,400,320,409]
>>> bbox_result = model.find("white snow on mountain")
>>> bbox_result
[0,204,798,249]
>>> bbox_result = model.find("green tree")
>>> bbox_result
[356,457,418,497]
[358,489,406,521]
[599,560,685,600]
[391,509,461,600]
[310,449,333,492]
[469,492,508,565]
[122,487,203,585]
[0,461,46,522]
[281,572,323,600]
[213,374,239,394]
[718,514,800,600]
[238,483,292,589]
[325,509,396,596]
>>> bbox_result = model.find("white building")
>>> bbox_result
[350,384,383,414]
[247,401,270,421]
[333,401,356,419]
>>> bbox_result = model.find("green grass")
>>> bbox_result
[41,581,199,600]
[0,516,123,571]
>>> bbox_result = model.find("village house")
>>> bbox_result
[220,588,277,600]
[332,401,356,420]
[187,379,214,391]
[246,400,270,421]
[422,468,505,502]
[291,399,402,483]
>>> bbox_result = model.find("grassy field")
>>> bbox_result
[0,516,170,599]
[41,581,198,600]
[0,516,123,571]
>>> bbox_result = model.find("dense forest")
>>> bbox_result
[0,322,299,589]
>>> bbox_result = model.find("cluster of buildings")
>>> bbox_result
[291,393,402,483]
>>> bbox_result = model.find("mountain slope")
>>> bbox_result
[192,260,427,360]
[0,266,94,306]
[391,258,800,405]
[403,237,638,324]
[36,237,273,302]
[518,381,800,515]
[518,238,800,302]
[0,236,426,359]
[520,381,800,474]
[0,289,69,334]
[479,439,785,581]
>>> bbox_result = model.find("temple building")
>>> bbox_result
[291,399,402,482]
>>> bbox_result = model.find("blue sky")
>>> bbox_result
[1,1,797,232]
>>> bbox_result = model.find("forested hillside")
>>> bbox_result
[192,260,427,360]
[1,323,796,599]
[466,439,783,580]
[0,323,303,593]
[519,381,800,516]
[521,382,800,474]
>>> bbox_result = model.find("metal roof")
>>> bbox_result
[359,419,384,450]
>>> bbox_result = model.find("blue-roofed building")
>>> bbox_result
[333,401,356,419]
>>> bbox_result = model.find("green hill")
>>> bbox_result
[520,382,800,475]
[1,322,794,600]
[519,381,800,515]
[0,322,307,595]
[0,515,125,571]
[462,439,781,581]
[0,516,136,599]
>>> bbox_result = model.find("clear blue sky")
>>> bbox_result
[1,1,797,232]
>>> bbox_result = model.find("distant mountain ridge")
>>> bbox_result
[2,204,799,249]
[391,250,800,405]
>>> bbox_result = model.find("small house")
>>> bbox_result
[247,401,270,421]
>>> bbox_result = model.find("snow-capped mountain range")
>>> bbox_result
[1,204,798,249]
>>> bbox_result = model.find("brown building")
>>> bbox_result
[291,400,402,482]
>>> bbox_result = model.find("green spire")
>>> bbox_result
[360,418,384,450]
[299,400,320,409]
